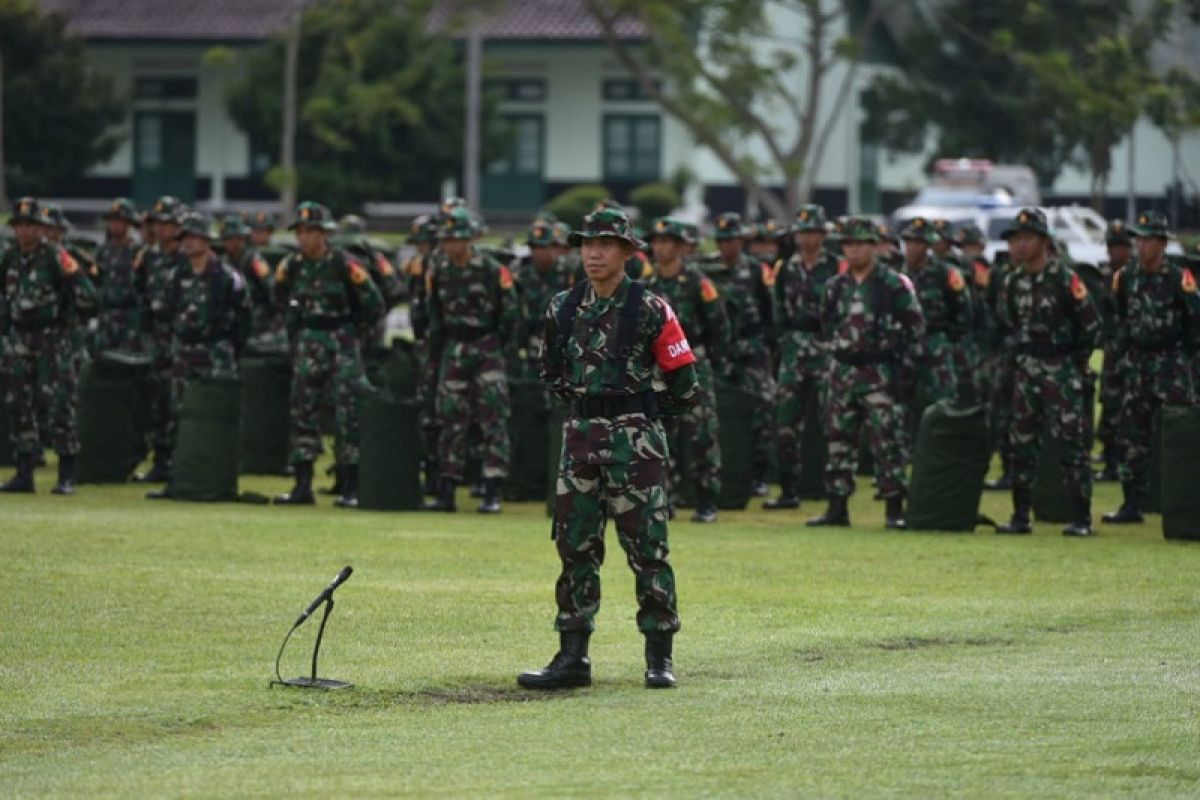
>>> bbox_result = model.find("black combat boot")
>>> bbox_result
[478,479,502,514]
[644,631,677,689]
[806,495,850,527]
[423,478,457,512]
[1094,450,1119,483]
[691,490,717,523]
[420,460,439,497]
[274,462,316,505]
[51,454,77,496]
[996,487,1033,534]
[333,465,359,509]
[517,631,592,690]
[884,494,907,530]
[0,454,36,493]
[763,481,800,510]
[469,481,485,499]
[1062,494,1095,537]
[751,468,770,498]
[145,483,173,500]
[320,463,343,496]
[136,449,172,483]
[1101,482,1144,524]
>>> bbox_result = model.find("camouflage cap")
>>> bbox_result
[791,204,827,233]
[552,221,571,247]
[406,213,438,244]
[440,196,467,216]
[439,207,476,240]
[682,222,700,245]
[151,195,185,223]
[8,196,41,225]
[1000,207,1050,239]
[39,202,68,230]
[877,223,901,247]
[930,218,954,244]
[526,219,556,247]
[176,211,215,242]
[340,214,367,235]
[533,209,560,225]
[568,206,645,249]
[219,213,251,239]
[248,210,277,230]
[288,201,338,232]
[102,197,138,223]
[842,216,881,243]
[713,212,747,241]
[1132,210,1171,239]
[1105,219,1133,245]
[956,223,985,246]
[753,219,784,240]
[647,216,688,242]
[900,216,938,243]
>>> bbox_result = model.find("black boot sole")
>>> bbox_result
[516,672,592,690]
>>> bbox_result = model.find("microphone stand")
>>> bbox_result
[270,595,353,690]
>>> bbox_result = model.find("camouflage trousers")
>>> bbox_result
[1116,350,1194,492]
[1096,345,1124,456]
[984,351,1016,470]
[1009,355,1092,499]
[93,307,147,355]
[664,358,721,500]
[435,337,510,482]
[552,413,679,634]
[146,333,174,454]
[774,352,826,490]
[289,328,367,466]
[3,328,80,456]
[911,333,958,427]
[167,340,238,452]
[725,337,775,477]
[824,363,907,499]
[414,339,441,469]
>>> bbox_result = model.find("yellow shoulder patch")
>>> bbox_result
[973,260,989,289]
[761,262,776,288]
[1111,268,1122,294]
[275,258,289,284]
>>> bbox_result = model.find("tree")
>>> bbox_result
[0,0,125,201]
[227,0,503,212]
[582,0,895,219]
[1145,66,1200,220]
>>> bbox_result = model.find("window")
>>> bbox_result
[602,79,660,101]
[603,115,660,181]
[134,76,198,101]
[484,78,547,102]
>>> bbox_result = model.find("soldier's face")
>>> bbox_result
[902,238,927,266]
[250,229,273,247]
[961,243,984,259]
[794,231,824,253]
[296,226,329,257]
[1007,231,1044,264]
[107,218,130,239]
[717,238,743,262]
[651,236,682,264]
[580,237,629,283]
[440,238,470,262]
[13,221,40,249]
[1135,236,1167,266]
[180,234,210,259]
[223,236,245,258]
[844,241,874,270]
[530,245,556,269]
[1107,242,1131,268]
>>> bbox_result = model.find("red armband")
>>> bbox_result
[652,305,696,372]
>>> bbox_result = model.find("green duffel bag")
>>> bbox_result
[378,339,419,401]
[1160,404,1200,541]
[1032,433,1072,523]
[906,401,990,531]
[358,394,422,511]
[77,352,151,483]
[796,391,827,500]
[238,356,291,475]
[0,372,14,467]
[715,381,755,511]
[504,379,550,502]
[171,377,242,502]
[1144,410,1162,514]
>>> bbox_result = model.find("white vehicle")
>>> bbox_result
[983,205,1184,265]
[890,158,1041,232]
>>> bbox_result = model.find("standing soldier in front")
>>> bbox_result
[518,206,698,691]
[995,208,1102,536]
[1102,212,1200,524]
[0,198,98,494]
[422,207,518,514]
[766,204,840,510]
[647,216,729,523]
[808,218,925,529]
[273,202,383,508]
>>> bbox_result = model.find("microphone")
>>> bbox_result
[293,566,353,627]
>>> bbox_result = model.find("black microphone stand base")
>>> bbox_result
[271,676,353,690]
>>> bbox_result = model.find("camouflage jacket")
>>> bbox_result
[704,253,774,341]
[646,264,730,363]
[404,250,433,339]
[903,256,973,338]
[0,239,97,334]
[1113,261,1200,353]
[821,260,926,377]
[139,244,187,345]
[226,246,274,309]
[274,247,385,333]
[345,240,405,308]
[515,255,576,351]
[997,258,1101,361]
[541,275,699,411]
[167,253,252,349]
[426,248,519,349]
[774,250,840,362]
[95,236,142,312]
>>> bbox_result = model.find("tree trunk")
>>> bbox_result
[280,19,299,217]
[0,44,8,213]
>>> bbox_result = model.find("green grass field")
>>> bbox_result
[1,462,1197,798]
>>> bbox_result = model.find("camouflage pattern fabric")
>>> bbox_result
[513,254,575,379]
[404,249,441,462]
[902,255,974,408]
[227,246,287,352]
[427,248,518,481]
[140,244,187,453]
[541,276,699,633]
[997,259,1102,499]
[275,247,383,466]
[1,241,98,456]
[982,258,1018,468]
[93,236,146,353]
[820,261,925,498]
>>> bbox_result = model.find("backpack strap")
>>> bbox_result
[604,280,644,390]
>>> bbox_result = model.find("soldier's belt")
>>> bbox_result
[570,391,658,419]
[301,316,353,330]
[13,316,62,333]
[832,350,894,367]
[445,325,496,342]
[1015,342,1081,359]
[787,319,821,333]
[103,298,139,310]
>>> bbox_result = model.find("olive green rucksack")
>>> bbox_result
[0,372,15,467]
[504,378,551,502]
[171,377,242,502]
[906,401,990,531]
[77,351,152,483]
[238,355,291,475]
[1158,405,1197,540]
[357,393,422,511]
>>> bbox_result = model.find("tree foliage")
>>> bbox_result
[227,0,501,212]
[0,0,125,198]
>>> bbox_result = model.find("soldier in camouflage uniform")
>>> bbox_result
[146,213,251,499]
[900,217,974,414]
[403,213,444,494]
[707,212,776,496]
[995,208,1102,536]
[93,198,146,354]
[136,196,188,483]
[1094,220,1134,482]
[647,216,729,523]
[0,198,98,494]
[422,207,518,514]
[513,217,576,379]
[765,204,840,510]
[807,217,924,529]
[338,214,404,351]
[518,206,698,691]
[1102,211,1200,524]
[747,219,784,265]
[273,202,384,508]
[219,214,284,353]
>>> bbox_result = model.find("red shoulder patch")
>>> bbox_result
[1183,268,1197,294]
[58,249,79,276]
[837,259,849,275]
[499,265,514,290]
[1071,272,1088,301]
[699,277,719,303]
[947,267,965,292]
[348,258,369,286]
[973,260,989,288]
[252,257,269,280]
[375,253,395,277]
